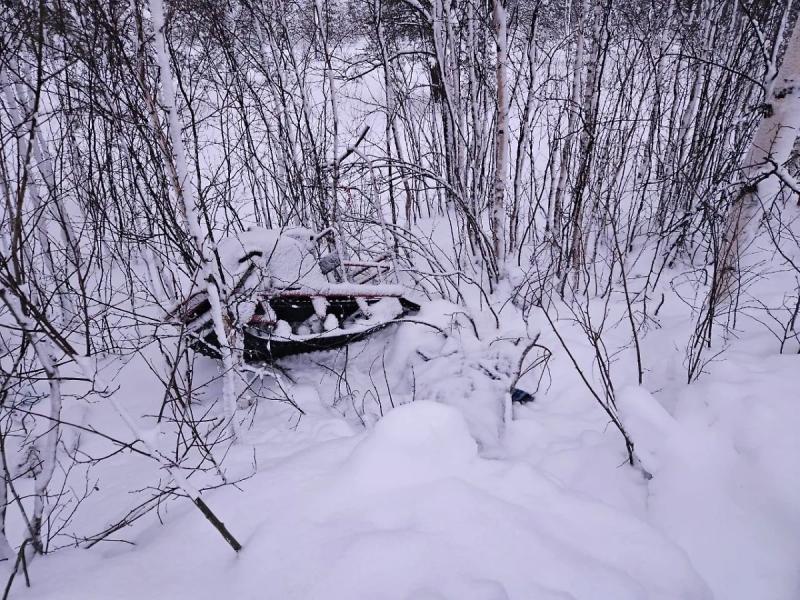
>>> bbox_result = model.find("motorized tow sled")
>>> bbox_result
[170,227,420,362]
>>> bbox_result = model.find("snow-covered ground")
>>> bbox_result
[16,276,800,600]
[4,2,798,597]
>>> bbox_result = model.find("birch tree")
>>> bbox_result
[492,0,510,278]
[550,0,586,261]
[719,9,800,300]
[146,0,241,433]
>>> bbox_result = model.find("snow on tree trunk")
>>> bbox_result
[550,0,585,254]
[4,66,83,273]
[100,388,242,553]
[147,0,240,433]
[0,287,62,554]
[719,14,800,299]
[0,443,13,561]
[492,0,509,279]
[0,69,74,326]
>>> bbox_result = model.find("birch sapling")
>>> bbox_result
[0,71,73,326]
[374,0,416,225]
[719,13,800,300]
[0,288,62,555]
[492,0,510,277]
[551,0,585,256]
[568,0,605,277]
[511,10,539,250]
[147,0,240,433]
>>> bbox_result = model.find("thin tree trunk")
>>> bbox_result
[147,0,240,433]
[492,0,509,278]
[719,12,800,299]
[0,289,61,555]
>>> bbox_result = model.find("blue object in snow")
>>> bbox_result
[511,387,534,404]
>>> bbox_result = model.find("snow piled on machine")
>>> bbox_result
[202,226,326,326]
[214,226,325,291]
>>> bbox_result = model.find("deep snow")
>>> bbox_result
[14,288,800,600]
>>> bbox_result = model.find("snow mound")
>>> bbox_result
[617,385,678,473]
[618,370,800,600]
[26,398,713,600]
[338,401,477,493]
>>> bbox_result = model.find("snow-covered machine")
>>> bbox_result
[170,227,420,361]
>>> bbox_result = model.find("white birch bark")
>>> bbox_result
[511,16,538,250]
[720,14,800,297]
[147,0,240,433]
[5,66,83,273]
[570,0,604,274]
[0,442,12,560]
[0,287,62,554]
[466,0,482,222]
[550,0,585,249]
[314,0,350,269]
[492,0,509,275]
[430,0,465,206]
[1,71,74,326]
